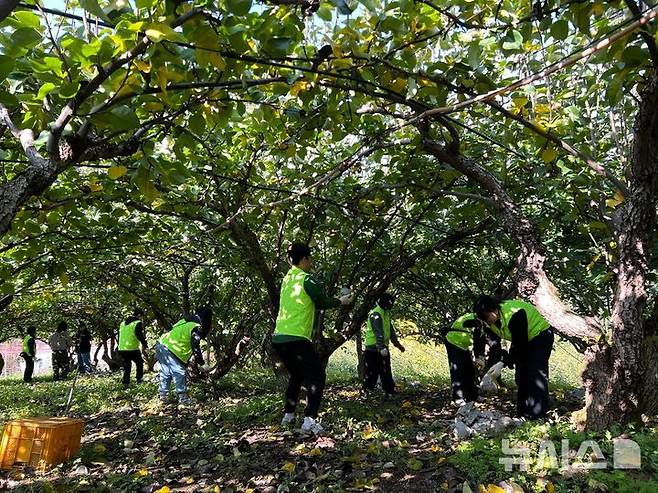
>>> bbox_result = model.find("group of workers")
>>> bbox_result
[271,242,554,434]
[20,322,93,383]
[16,241,555,434]
[111,307,213,403]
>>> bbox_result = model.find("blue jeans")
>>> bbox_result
[77,352,92,374]
[155,342,188,398]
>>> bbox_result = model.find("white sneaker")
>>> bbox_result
[281,413,295,425]
[301,416,324,435]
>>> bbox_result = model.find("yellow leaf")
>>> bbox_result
[154,487,170,493]
[89,179,103,192]
[541,147,558,163]
[484,485,505,493]
[607,189,625,207]
[281,461,296,473]
[591,1,605,15]
[208,52,226,70]
[156,67,185,102]
[93,444,107,454]
[134,468,149,478]
[307,447,322,457]
[134,59,151,73]
[401,401,413,409]
[390,78,407,93]
[108,165,128,180]
[145,23,179,42]
[534,103,551,115]
[59,273,69,287]
[115,74,143,98]
[546,482,555,493]
[156,69,169,102]
[290,80,310,97]
[361,426,376,440]
[213,487,221,493]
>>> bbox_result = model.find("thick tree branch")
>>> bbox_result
[47,8,204,163]
[421,136,602,340]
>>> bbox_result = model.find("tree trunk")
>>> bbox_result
[639,335,658,416]
[420,130,658,431]
[356,328,365,380]
[0,159,61,235]
[583,71,658,430]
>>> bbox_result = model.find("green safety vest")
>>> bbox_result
[118,321,140,351]
[488,299,550,342]
[159,319,200,363]
[364,305,392,347]
[274,266,315,341]
[23,335,34,357]
[446,313,477,351]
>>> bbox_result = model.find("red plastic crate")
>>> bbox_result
[0,417,85,470]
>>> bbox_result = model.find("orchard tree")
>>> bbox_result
[0,0,657,430]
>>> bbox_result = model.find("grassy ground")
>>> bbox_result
[0,339,656,493]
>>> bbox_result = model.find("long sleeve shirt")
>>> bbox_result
[190,327,204,365]
[134,322,148,348]
[502,309,529,365]
[365,312,399,350]
[304,275,341,310]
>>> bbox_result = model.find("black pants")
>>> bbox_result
[445,343,478,402]
[119,350,144,386]
[23,355,34,383]
[516,329,554,419]
[52,350,70,380]
[273,340,325,418]
[362,349,395,394]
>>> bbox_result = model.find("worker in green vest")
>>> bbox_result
[443,314,483,403]
[273,242,354,435]
[474,295,554,419]
[362,293,405,397]
[118,310,148,389]
[155,307,212,405]
[20,326,37,383]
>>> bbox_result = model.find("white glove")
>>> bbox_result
[339,293,354,305]
[379,347,389,357]
[199,364,212,373]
